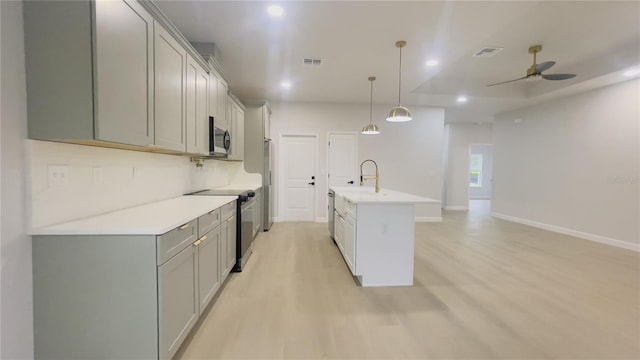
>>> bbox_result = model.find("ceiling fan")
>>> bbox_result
[486,45,576,87]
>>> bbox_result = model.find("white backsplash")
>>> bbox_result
[27,140,252,229]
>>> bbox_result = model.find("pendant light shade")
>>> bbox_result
[361,76,380,135]
[361,123,380,134]
[386,40,412,122]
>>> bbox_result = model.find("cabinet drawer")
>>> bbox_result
[221,201,236,221]
[157,219,197,265]
[335,195,345,215]
[345,199,357,218]
[198,208,221,236]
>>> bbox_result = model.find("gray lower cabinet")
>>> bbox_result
[24,0,155,147]
[220,213,237,275]
[226,214,237,272]
[197,226,221,315]
[33,202,236,359]
[158,243,198,359]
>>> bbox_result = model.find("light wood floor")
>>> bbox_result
[178,201,640,359]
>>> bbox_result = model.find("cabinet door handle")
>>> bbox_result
[208,210,217,215]
[199,235,207,243]
[179,223,190,230]
[227,216,235,223]
[192,239,203,247]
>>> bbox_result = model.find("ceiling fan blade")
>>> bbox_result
[542,73,576,80]
[536,61,556,73]
[486,76,527,87]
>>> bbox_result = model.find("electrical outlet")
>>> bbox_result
[48,165,69,187]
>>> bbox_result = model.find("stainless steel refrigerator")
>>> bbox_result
[263,139,274,230]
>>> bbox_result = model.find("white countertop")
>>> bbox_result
[214,183,262,191]
[331,187,440,205]
[30,196,237,236]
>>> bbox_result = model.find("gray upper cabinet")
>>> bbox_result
[208,67,220,120]
[217,79,229,130]
[186,54,209,155]
[244,103,271,173]
[227,94,245,161]
[154,23,187,152]
[94,0,154,146]
[24,0,154,147]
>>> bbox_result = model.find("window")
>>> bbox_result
[470,154,483,187]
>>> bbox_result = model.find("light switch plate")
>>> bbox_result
[48,165,69,187]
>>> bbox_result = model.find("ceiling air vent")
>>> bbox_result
[303,58,323,66]
[472,47,504,58]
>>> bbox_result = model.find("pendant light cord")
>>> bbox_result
[369,79,374,124]
[398,45,402,105]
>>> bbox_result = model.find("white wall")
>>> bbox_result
[1,1,33,357]
[444,123,493,209]
[493,78,640,250]
[28,141,239,228]
[469,144,493,199]
[270,101,445,221]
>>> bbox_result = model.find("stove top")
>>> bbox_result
[187,189,255,198]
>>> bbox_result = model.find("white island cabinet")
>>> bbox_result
[331,187,440,287]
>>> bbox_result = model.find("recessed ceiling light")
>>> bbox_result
[267,5,284,17]
[457,96,468,103]
[426,59,439,67]
[280,81,292,89]
[624,68,640,77]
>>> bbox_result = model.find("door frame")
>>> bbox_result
[278,132,319,222]
[467,143,494,208]
[326,131,359,211]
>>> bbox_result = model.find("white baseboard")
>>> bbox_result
[444,206,468,211]
[491,212,640,252]
[415,217,442,222]
[315,217,328,223]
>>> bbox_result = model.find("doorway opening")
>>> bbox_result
[468,144,493,215]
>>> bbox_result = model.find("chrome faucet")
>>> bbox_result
[359,159,380,193]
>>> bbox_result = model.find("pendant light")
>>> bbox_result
[386,40,412,122]
[361,76,380,135]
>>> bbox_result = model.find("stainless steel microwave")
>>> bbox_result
[209,116,230,157]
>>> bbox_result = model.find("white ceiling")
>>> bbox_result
[156,1,640,122]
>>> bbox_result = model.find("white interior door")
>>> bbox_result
[328,133,358,187]
[281,135,317,221]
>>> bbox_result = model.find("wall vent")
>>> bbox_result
[472,47,504,58]
[303,58,323,66]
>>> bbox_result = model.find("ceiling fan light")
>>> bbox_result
[526,74,543,82]
[386,105,412,122]
[361,123,380,135]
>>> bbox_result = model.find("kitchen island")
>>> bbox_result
[331,187,440,287]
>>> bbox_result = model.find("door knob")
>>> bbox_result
[347,181,354,184]
[308,182,315,186]
[311,176,315,180]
